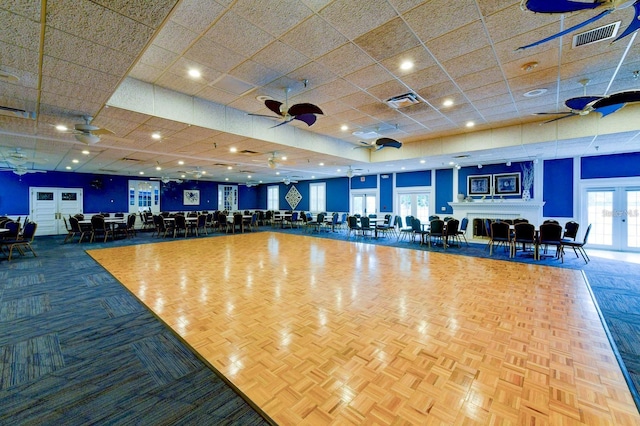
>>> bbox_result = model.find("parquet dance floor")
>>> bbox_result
[88,232,640,425]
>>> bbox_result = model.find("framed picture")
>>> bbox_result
[494,173,521,196]
[468,174,492,196]
[183,189,200,205]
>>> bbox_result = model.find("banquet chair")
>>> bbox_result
[217,213,229,233]
[425,219,444,247]
[488,221,510,256]
[563,224,591,264]
[68,216,90,243]
[90,215,113,243]
[537,222,564,262]
[232,213,244,233]
[444,219,459,249]
[376,214,393,238]
[173,215,188,237]
[456,217,469,246]
[360,216,373,238]
[194,214,208,236]
[562,221,580,242]
[0,222,37,261]
[397,216,414,242]
[63,216,75,243]
[511,222,536,258]
[346,215,361,239]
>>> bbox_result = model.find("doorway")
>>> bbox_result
[583,184,640,251]
[219,185,238,211]
[397,191,431,224]
[29,187,83,236]
[352,192,376,216]
[128,180,160,215]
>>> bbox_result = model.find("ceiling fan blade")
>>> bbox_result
[522,0,602,14]
[592,90,640,109]
[517,9,612,50]
[613,2,640,42]
[265,99,285,116]
[376,137,402,149]
[91,127,114,135]
[593,103,626,117]
[541,112,578,124]
[288,103,323,116]
[269,117,294,128]
[565,96,603,111]
[293,113,317,126]
[248,112,281,120]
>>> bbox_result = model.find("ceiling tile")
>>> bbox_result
[232,0,314,38]
[281,15,348,59]
[203,10,275,57]
[251,41,310,76]
[317,42,375,77]
[170,0,227,33]
[319,0,398,40]
[354,18,420,62]
[185,37,246,73]
[153,21,199,55]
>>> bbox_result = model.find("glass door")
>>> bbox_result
[219,185,238,212]
[128,180,160,215]
[397,191,430,223]
[352,192,376,216]
[584,187,640,251]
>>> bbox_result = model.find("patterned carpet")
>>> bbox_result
[0,225,638,424]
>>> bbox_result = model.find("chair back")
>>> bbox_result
[445,219,459,236]
[459,217,468,231]
[513,222,535,242]
[368,214,377,219]
[63,216,71,232]
[513,218,528,224]
[331,213,338,226]
[490,221,510,240]
[316,213,325,224]
[233,213,243,224]
[197,214,207,227]
[218,213,227,226]
[484,219,493,238]
[69,216,82,232]
[175,215,187,228]
[21,222,37,241]
[429,219,444,234]
[563,221,580,240]
[543,219,560,225]
[127,213,137,228]
[347,216,358,229]
[91,215,106,231]
[538,223,562,244]
[3,221,20,238]
[411,218,422,232]
[361,216,371,229]
[428,215,440,221]
[291,212,299,222]
[581,224,592,245]
[395,216,403,228]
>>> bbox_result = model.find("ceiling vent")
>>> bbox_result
[572,21,620,48]
[121,157,142,162]
[239,149,260,156]
[385,92,420,109]
[0,105,36,120]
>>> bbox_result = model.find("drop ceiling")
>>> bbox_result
[1,0,640,184]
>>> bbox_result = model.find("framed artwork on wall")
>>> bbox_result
[494,173,521,196]
[183,189,200,205]
[468,175,492,196]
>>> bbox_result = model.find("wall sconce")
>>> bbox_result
[506,161,512,166]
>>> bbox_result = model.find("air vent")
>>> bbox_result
[0,105,36,120]
[239,150,260,156]
[121,157,142,162]
[572,21,620,48]
[385,92,420,109]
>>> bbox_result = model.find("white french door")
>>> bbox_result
[128,180,160,214]
[29,187,83,235]
[219,185,238,211]
[352,192,376,216]
[583,183,640,251]
[397,190,431,224]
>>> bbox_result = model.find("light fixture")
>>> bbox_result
[319,162,324,166]
[155,166,161,171]
[340,125,348,131]
[181,174,186,178]
[455,164,461,170]
[151,132,161,140]
[281,156,287,161]
[477,164,482,169]
[55,124,67,131]
[75,133,100,145]
[420,159,426,164]
[267,158,276,169]
[523,88,548,97]
[506,161,512,167]
[400,60,414,71]
[521,61,538,72]
[72,159,79,163]
[188,69,201,78]
[466,121,475,128]
[225,177,229,181]
[82,150,90,155]
[65,166,72,170]
[230,147,237,153]
[442,99,454,107]
[139,171,144,175]
[247,175,252,179]
[227,166,233,170]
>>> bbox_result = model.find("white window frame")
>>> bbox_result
[309,182,326,213]
[267,185,279,210]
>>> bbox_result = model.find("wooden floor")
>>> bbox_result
[88,232,640,425]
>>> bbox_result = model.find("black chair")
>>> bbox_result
[173,215,188,237]
[376,214,392,238]
[425,219,444,247]
[0,222,37,261]
[346,215,360,239]
[194,214,208,236]
[307,213,325,233]
[68,216,90,243]
[90,215,113,243]
[232,213,243,233]
[218,213,229,233]
[397,216,414,242]
[444,219,459,249]
[488,221,510,255]
[562,221,580,242]
[563,224,592,264]
[360,216,373,238]
[511,222,536,258]
[537,222,564,262]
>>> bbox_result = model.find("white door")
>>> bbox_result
[219,185,238,211]
[128,180,160,214]
[584,187,640,251]
[397,191,431,224]
[30,187,83,235]
[352,192,376,216]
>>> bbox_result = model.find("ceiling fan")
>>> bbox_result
[178,167,207,179]
[518,0,640,50]
[57,115,123,145]
[354,137,403,151]
[150,176,183,184]
[534,82,640,123]
[1,148,48,167]
[249,87,323,128]
[283,176,300,185]
[0,166,46,176]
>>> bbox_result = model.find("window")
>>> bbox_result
[309,183,326,212]
[267,186,279,210]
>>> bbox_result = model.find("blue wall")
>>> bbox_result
[350,174,377,189]
[582,152,640,179]
[379,174,393,212]
[458,161,533,198]
[435,169,453,214]
[543,158,573,217]
[396,170,431,187]
[267,177,349,212]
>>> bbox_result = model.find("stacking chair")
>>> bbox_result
[563,224,591,264]
[456,217,469,246]
[63,216,75,243]
[218,213,229,233]
[360,216,373,238]
[0,222,37,261]
[307,213,325,233]
[346,216,360,239]
[444,219,459,249]
[511,222,536,258]
[397,216,414,242]
[68,216,90,243]
[173,215,188,237]
[194,214,208,236]
[488,221,510,255]
[425,219,444,247]
[90,215,113,243]
[537,222,564,262]
[410,218,426,244]
[562,221,580,242]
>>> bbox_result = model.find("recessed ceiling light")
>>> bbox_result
[281,156,287,161]
[181,174,186,178]
[401,167,406,170]
[466,121,475,128]
[247,175,252,179]
[449,161,454,165]
[72,159,79,163]
[230,147,237,153]
[155,166,161,171]
[523,88,548,97]
[276,172,280,175]
[311,176,315,179]
[151,132,161,139]
[139,171,144,175]
[420,160,426,164]
[82,150,90,155]
[55,125,67,131]
[65,166,72,170]
[400,60,414,71]
[227,166,233,170]
[319,162,324,166]
[201,171,206,175]
[442,99,454,107]
[225,177,229,181]
[340,125,348,131]
[259,180,263,183]
[188,69,201,78]
[337,169,341,172]
[178,160,184,165]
